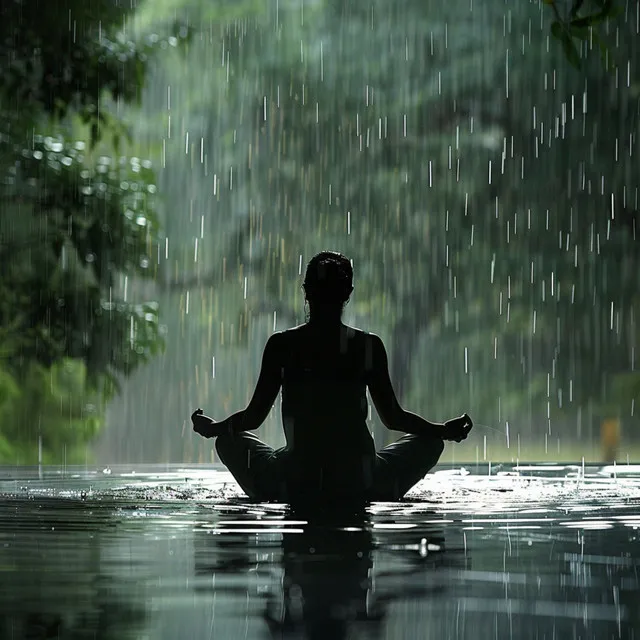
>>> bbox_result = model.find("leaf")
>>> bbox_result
[571,13,606,27]
[568,25,590,40]
[571,0,622,27]
[550,21,564,40]
[560,31,582,68]
[570,0,585,17]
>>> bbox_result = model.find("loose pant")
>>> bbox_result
[214,431,444,503]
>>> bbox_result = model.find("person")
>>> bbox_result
[191,250,472,506]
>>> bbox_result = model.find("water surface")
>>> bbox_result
[1,463,639,639]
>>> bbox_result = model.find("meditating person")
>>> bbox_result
[191,250,473,505]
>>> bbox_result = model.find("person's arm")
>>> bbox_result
[234,332,282,431]
[393,409,444,435]
[192,333,283,437]
[366,333,473,441]
[366,333,443,436]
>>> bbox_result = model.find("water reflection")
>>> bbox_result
[194,504,462,639]
[263,512,384,638]
[0,498,148,640]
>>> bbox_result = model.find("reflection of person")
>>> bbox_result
[263,517,382,639]
[193,511,456,640]
[192,250,472,504]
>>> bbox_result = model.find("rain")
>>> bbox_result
[1,0,640,638]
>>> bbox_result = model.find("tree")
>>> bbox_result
[0,1,187,462]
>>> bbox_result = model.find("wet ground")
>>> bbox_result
[1,463,639,639]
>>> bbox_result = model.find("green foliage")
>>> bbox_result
[1,134,164,390]
[0,365,20,459]
[132,0,266,30]
[0,0,190,149]
[0,0,188,462]
[0,360,103,464]
[545,0,623,70]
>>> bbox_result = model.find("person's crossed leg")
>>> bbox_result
[371,432,444,501]
[215,432,287,501]
[215,431,444,503]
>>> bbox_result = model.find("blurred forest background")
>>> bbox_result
[0,0,638,465]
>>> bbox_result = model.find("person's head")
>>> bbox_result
[302,251,353,321]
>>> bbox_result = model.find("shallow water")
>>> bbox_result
[1,463,639,639]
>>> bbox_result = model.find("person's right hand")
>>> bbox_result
[442,414,473,442]
[191,408,218,438]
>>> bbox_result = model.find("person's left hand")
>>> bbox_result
[191,408,217,438]
[442,413,473,442]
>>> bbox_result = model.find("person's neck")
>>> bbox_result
[307,307,344,327]
[307,317,343,327]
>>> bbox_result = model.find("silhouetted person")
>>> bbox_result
[192,250,472,506]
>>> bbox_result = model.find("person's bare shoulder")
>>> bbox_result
[268,328,289,343]
[342,324,368,338]
[277,325,305,342]
[346,326,379,345]
[271,325,303,351]
[357,330,384,372]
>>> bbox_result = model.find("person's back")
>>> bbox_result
[278,323,376,500]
